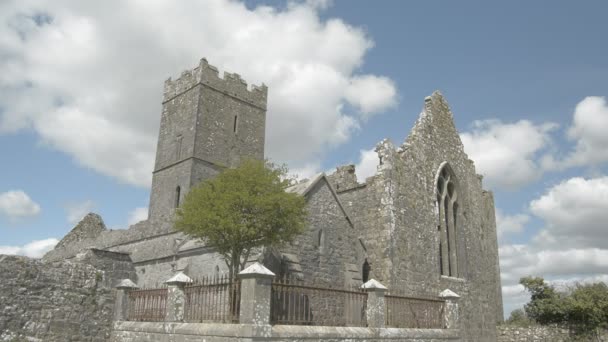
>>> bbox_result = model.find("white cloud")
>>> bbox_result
[0,0,397,187]
[0,238,58,258]
[344,75,397,117]
[354,148,379,181]
[65,199,94,225]
[499,176,608,315]
[563,96,608,168]
[0,190,41,220]
[289,162,322,181]
[127,207,148,226]
[530,176,608,248]
[461,119,557,189]
[496,209,529,238]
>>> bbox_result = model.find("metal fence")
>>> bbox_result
[384,292,445,329]
[184,275,241,323]
[270,278,367,327]
[127,288,168,322]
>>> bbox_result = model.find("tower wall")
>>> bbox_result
[149,58,267,219]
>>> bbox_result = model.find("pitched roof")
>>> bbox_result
[286,173,354,228]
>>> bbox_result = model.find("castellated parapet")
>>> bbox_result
[162,58,268,109]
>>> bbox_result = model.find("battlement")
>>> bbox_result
[162,58,268,109]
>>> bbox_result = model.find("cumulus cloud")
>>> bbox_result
[127,207,148,226]
[499,176,608,315]
[0,0,397,187]
[496,209,529,239]
[460,119,557,189]
[563,96,608,168]
[0,238,58,258]
[0,190,41,220]
[354,148,379,181]
[530,176,608,248]
[65,199,94,225]
[344,75,397,118]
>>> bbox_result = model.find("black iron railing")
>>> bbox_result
[270,278,367,327]
[127,288,168,322]
[184,275,241,323]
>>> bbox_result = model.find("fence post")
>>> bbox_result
[238,262,275,325]
[164,272,193,322]
[114,279,138,321]
[362,279,387,328]
[439,289,460,329]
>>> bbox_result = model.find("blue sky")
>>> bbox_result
[1,0,607,317]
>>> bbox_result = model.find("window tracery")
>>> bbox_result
[436,164,458,277]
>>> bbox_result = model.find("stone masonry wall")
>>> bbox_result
[497,325,608,342]
[280,179,361,289]
[0,250,134,342]
[111,322,461,342]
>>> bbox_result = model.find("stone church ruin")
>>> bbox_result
[1,58,503,341]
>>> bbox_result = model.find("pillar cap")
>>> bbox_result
[116,279,138,289]
[238,262,275,279]
[439,289,460,300]
[165,271,193,285]
[361,279,388,291]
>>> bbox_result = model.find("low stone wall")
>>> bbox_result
[497,325,608,342]
[0,250,135,342]
[111,321,461,342]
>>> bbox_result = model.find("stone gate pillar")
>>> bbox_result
[440,289,460,329]
[164,272,193,322]
[238,262,275,325]
[362,279,387,328]
[114,279,138,321]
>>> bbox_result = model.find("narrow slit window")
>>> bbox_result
[175,186,181,208]
[317,229,325,253]
[233,115,238,133]
[175,135,183,160]
[362,259,370,283]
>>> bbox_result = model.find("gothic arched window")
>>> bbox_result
[436,163,459,277]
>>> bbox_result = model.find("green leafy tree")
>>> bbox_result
[520,276,567,324]
[520,276,608,339]
[174,159,307,281]
[506,308,533,327]
[567,282,608,338]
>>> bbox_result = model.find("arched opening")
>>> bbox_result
[435,163,459,277]
[362,259,370,283]
[175,186,181,208]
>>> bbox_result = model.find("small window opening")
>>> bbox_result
[317,229,325,253]
[176,135,183,160]
[175,186,181,208]
[233,115,238,133]
[362,259,371,283]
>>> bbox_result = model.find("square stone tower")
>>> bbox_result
[148,58,268,219]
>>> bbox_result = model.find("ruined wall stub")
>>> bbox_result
[149,58,267,219]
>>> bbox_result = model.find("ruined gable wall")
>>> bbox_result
[44,214,175,263]
[0,250,135,342]
[388,93,501,341]
[330,92,502,341]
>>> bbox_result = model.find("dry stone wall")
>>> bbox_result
[0,250,135,342]
[497,325,608,342]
